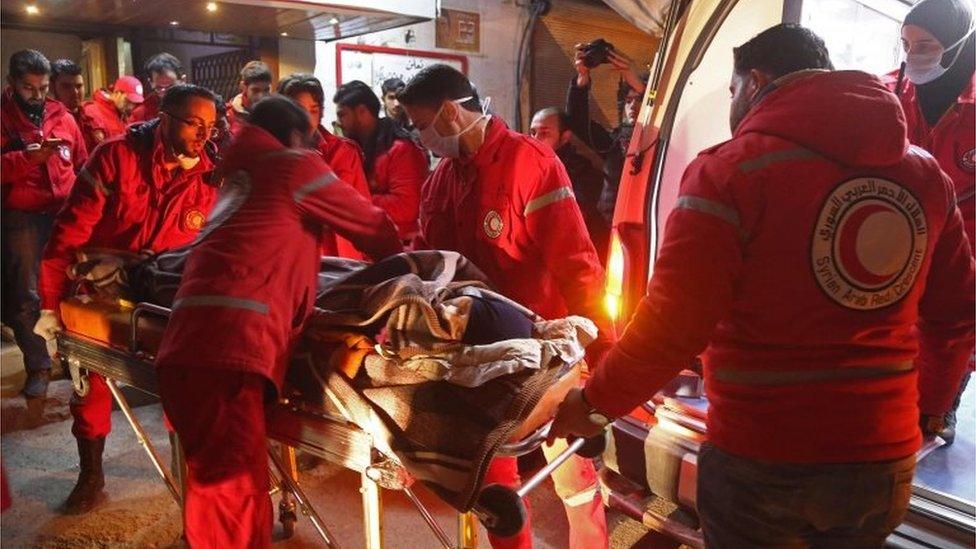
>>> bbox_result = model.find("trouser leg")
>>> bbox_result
[159,365,272,549]
[483,456,533,549]
[541,439,608,549]
[0,209,54,376]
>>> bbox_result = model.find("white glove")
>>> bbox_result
[33,309,64,341]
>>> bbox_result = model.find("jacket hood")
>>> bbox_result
[126,118,161,150]
[735,70,908,167]
[221,123,288,172]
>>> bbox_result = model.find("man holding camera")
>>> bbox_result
[1,50,88,398]
[567,41,646,225]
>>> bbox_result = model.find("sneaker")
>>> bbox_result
[22,369,51,398]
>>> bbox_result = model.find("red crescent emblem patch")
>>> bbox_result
[812,178,928,310]
[183,208,206,231]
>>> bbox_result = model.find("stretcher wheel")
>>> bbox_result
[475,484,526,538]
[574,433,607,459]
[280,512,296,539]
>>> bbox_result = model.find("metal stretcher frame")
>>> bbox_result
[56,301,600,548]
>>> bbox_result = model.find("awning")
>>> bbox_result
[0,0,437,41]
[600,0,672,36]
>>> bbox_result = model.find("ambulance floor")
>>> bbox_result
[913,378,975,506]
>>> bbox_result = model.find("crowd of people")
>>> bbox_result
[0,0,973,546]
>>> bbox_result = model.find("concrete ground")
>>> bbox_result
[0,340,676,548]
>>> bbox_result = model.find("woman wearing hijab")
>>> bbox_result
[887,0,975,445]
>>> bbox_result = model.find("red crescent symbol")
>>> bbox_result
[837,203,897,287]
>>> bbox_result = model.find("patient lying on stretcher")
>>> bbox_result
[59,248,597,512]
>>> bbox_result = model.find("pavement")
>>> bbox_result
[0,339,677,548]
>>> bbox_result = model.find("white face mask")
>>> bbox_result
[905,25,974,85]
[419,96,490,158]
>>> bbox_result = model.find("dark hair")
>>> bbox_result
[159,83,217,113]
[213,93,227,121]
[240,60,272,85]
[532,107,570,132]
[277,73,324,107]
[398,64,481,113]
[249,96,311,146]
[8,49,50,79]
[50,59,82,83]
[381,77,405,95]
[733,24,833,79]
[144,52,183,78]
[333,80,380,117]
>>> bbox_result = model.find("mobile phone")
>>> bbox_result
[44,138,67,147]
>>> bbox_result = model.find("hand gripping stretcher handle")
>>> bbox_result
[474,427,607,539]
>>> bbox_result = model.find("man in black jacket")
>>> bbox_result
[566,46,646,225]
[530,107,609,262]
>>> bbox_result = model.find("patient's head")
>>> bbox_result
[461,295,534,345]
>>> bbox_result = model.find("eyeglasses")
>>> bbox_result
[163,111,218,140]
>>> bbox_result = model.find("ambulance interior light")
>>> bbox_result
[604,232,626,322]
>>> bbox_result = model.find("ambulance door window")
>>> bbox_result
[799,0,908,75]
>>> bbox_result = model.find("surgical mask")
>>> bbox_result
[905,25,974,85]
[176,154,200,170]
[419,96,490,158]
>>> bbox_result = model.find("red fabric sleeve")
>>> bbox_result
[292,161,402,262]
[522,156,614,352]
[38,147,115,310]
[329,141,372,259]
[916,179,976,415]
[585,155,744,417]
[67,112,89,171]
[0,115,33,185]
[371,140,426,236]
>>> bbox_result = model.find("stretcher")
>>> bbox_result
[56,296,604,548]
[599,371,976,549]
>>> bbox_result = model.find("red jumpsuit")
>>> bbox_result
[156,124,401,548]
[585,71,976,463]
[369,138,428,241]
[420,117,610,548]
[316,126,373,259]
[1,89,88,212]
[129,92,161,123]
[78,90,126,153]
[39,120,218,441]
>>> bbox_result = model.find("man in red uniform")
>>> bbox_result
[226,60,273,136]
[279,73,373,259]
[334,80,428,243]
[78,76,145,151]
[130,53,184,123]
[2,50,88,398]
[33,84,221,514]
[399,64,611,549]
[551,24,976,547]
[49,59,85,126]
[156,96,401,548]
[886,0,975,444]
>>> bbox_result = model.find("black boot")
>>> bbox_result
[63,437,107,514]
[941,371,971,446]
